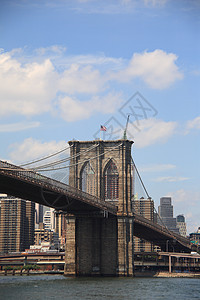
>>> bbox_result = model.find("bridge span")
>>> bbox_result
[0,139,193,276]
[0,160,117,215]
[0,159,190,252]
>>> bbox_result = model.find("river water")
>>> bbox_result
[0,275,200,300]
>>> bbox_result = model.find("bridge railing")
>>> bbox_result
[0,160,117,213]
[134,213,190,245]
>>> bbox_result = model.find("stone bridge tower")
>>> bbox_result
[64,139,134,276]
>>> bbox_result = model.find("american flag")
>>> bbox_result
[100,125,107,131]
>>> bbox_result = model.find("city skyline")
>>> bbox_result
[0,0,199,232]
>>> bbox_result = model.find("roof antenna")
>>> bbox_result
[123,114,130,140]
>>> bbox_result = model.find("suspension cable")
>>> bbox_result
[20,144,72,167]
[33,143,123,172]
[0,143,123,173]
[131,157,180,244]
[31,143,99,170]
[131,157,150,199]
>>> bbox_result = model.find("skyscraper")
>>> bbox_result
[43,208,55,231]
[0,195,26,253]
[35,203,43,225]
[0,195,35,253]
[158,197,179,234]
[176,214,187,237]
[25,200,35,249]
[133,197,155,252]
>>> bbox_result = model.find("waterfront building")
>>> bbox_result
[190,227,200,246]
[132,197,155,252]
[0,195,35,253]
[176,214,187,237]
[158,197,179,234]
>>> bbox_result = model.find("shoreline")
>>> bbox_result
[0,270,64,276]
[1,270,200,278]
[153,271,200,278]
[134,271,200,278]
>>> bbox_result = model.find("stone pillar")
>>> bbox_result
[64,214,135,277]
[64,216,76,276]
[65,139,134,277]
[76,217,97,275]
[117,216,134,276]
[64,215,119,276]
[101,216,118,276]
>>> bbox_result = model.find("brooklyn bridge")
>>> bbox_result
[0,139,193,276]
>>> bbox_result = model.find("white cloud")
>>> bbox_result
[154,176,189,182]
[59,92,123,122]
[185,116,200,134]
[0,48,183,122]
[143,0,168,6]
[58,64,105,94]
[56,53,124,68]
[0,52,58,116]
[140,163,176,173]
[9,138,67,164]
[35,45,67,56]
[111,50,183,89]
[71,0,168,14]
[0,121,40,132]
[130,118,177,148]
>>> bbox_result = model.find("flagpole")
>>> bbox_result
[100,127,102,140]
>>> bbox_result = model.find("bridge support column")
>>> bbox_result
[64,214,134,277]
[64,216,76,276]
[64,215,118,276]
[117,216,134,276]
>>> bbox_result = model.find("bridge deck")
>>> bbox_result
[0,160,192,252]
[133,214,191,252]
[0,160,117,215]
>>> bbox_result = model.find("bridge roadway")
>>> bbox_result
[0,160,192,252]
[0,160,116,215]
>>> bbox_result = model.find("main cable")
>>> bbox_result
[32,143,99,170]
[20,144,72,167]
[0,143,123,173]
[131,157,150,199]
[33,143,123,172]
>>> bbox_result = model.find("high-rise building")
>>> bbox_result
[176,214,187,237]
[0,195,26,253]
[0,195,35,253]
[132,197,155,252]
[25,200,35,249]
[43,208,55,231]
[158,197,179,234]
[55,212,67,249]
[35,203,43,226]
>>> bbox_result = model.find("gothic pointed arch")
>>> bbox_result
[103,159,119,201]
[80,161,95,196]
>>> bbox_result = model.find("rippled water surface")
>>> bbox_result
[0,275,200,300]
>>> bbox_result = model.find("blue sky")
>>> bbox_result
[0,0,199,233]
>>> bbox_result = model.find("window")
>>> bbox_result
[104,160,119,201]
[81,162,95,196]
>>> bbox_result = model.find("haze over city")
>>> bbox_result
[0,0,199,233]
